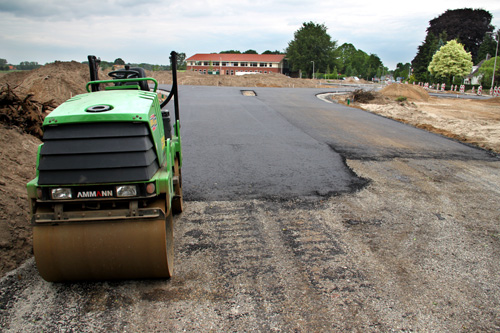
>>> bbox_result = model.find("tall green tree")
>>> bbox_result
[428,40,473,83]
[286,22,339,78]
[412,32,439,82]
[337,43,383,79]
[365,54,383,80]
[427,8,493,62]
[243,49,258,54]
[477,31,499,61]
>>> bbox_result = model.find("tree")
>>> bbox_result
[114,58,125,65]
[394,62,411,81]
[412,32,440,82]
[262,50,282,54]
[243,49,258,54]
[0,58,8,71]
[286,22,339,78]
[428,40,473,83]
[337,43,383,79]
[220,50,241,54]
[477,31,499,61]
[175,52,186,70]
[477,56,500,87]
[17,61,40,70]
[365,54,383,80]
[427,8,494,62]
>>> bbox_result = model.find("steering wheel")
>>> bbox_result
[108,70,140,79]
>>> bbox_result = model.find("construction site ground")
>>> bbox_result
[1,62,500,331]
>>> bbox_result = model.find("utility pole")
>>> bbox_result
[489,31,499,89]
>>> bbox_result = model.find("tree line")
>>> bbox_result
[0,59,41,71]
[286,8,498,85]
[285,22,387,80]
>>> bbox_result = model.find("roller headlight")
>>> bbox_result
[51,188,72,200]
[116,185,137,197]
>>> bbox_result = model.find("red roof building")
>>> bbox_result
[186,53,286,75]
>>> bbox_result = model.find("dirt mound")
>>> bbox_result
[380,84,429,102]
[0,61,91,106]
[352,89,389,104]
[0,85,56,138]
[0,126,40,277]
[149,70,322,88]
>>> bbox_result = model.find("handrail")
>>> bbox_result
[86,77,159,93]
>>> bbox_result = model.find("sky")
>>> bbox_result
[1,0,500,70]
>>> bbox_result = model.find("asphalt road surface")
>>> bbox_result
[1,86,499,332]
[180,86,492,200]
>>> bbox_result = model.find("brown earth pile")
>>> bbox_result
[0,61,90,106]
[149,70,322,88]
[352,89,389,104]
[0,125,40,277]
[380,84,429,102]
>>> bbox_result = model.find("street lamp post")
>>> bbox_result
[490,31,499,89]
[311,61,315,79]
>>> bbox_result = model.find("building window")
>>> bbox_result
[251,62,258,67]
[195,61,202,65]
[241,62,248,66]
[221,62,227,66]
[231,70,234,75]
[260,63,267,67]
[232,62,238,66]
[213,62,220,66]
[264,71,267,74]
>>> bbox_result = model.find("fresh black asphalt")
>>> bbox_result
[161,85,497,201]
